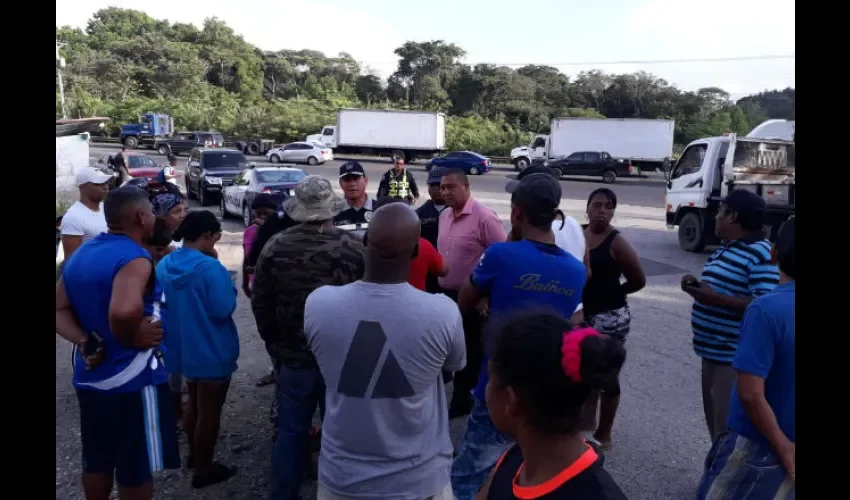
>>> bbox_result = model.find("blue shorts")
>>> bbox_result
[77,383,180,487]
[698,431,795,499]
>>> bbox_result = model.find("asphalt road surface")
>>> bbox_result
[56,146,712,499]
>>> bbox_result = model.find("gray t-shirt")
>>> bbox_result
[305,281,466,499]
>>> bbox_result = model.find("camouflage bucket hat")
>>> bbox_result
[282,175,346,222]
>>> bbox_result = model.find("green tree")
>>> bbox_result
[56,8,795,156]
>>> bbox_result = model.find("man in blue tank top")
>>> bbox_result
[55,186,180,500]
[451,173,588,500]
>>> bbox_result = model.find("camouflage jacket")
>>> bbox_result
[251,224,366,369]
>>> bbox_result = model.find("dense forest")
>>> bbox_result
[56,8,795,156]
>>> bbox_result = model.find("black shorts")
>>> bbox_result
[77,383,180,487]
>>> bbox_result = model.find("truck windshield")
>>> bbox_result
[203,152,247,169]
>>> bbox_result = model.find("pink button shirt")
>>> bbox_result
[437,198,507,290]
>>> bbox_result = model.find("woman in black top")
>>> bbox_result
[476,313,627,500]
[581,188,646,451]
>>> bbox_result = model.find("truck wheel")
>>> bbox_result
[247,142,261,156]
[123,136,139,149]
[678,212,706,253]
[307,156,319,166]
[514,157,530,171]
[157,145,171,156]
[602,170,617,184]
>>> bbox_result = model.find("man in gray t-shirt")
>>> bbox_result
[304,203,466,500]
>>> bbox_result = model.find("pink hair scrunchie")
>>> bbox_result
[561,327,603,382]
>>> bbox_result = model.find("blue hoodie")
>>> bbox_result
[156,248,240,379]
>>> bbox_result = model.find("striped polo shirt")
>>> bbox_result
[691,237,779,363]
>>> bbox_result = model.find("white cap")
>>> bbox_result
[75,167,113,186]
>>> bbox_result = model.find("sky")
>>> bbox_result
[56,0,795,99]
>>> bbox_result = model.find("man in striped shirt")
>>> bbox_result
[680,190,779,441]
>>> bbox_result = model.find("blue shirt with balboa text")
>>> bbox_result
[470,239,587,401]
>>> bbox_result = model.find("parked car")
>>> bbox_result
[185,148,249,206]
[221,165,307,226]
[266,142,333,165]
[94,152,164,188]
[545,151,636,184]
[425,151,492,175]
[154,131,224,156]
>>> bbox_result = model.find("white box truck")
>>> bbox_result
[665,119,795,252]
[306,109,446,163]
[510,118,675,171]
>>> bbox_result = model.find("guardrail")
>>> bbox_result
[91,136,120,143]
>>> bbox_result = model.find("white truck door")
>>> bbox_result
[666,142,711,222]
[529,135,548,162]
[321,126,337,148]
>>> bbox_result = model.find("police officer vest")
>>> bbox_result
[388,170,410,199]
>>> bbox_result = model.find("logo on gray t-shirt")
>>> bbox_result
[338,321,415,399]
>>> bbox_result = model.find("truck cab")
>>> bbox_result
[510,134,548,170]
[306,126,338,148]
[665,120,795,252]
[120,112,174,149]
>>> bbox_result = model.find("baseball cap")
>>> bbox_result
[427,166,447,185]
[723,189,766,228]
[339,161,365,178]
[76,167,113,186]
[505,164,559,193]
[510,173,563,216]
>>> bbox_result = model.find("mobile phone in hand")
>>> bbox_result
[83,331,103,357]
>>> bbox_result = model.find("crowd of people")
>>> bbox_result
[56,159,795,500]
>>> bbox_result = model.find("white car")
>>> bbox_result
[266,141,333,166]
[220,165,307,226]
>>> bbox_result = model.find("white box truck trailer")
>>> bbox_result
[306,109,446,163]
[511,118,675,171]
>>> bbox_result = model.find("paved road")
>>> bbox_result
[57,146,711,499]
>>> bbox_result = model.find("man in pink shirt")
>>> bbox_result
[437,169,506,418]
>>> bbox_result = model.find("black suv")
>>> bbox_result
[155,131,224,156]
[186,148,249,206]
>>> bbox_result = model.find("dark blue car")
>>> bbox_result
[426,151,492,175]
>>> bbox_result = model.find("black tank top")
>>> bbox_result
[583,229,627,317]
[487,444,627,500]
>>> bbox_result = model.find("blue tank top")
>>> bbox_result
[64,233,168,393]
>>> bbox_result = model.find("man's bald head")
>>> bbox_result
[366,203,421,260]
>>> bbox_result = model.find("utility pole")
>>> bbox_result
[56,41,67,120]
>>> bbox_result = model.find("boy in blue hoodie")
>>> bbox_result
[156,210,239,489]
